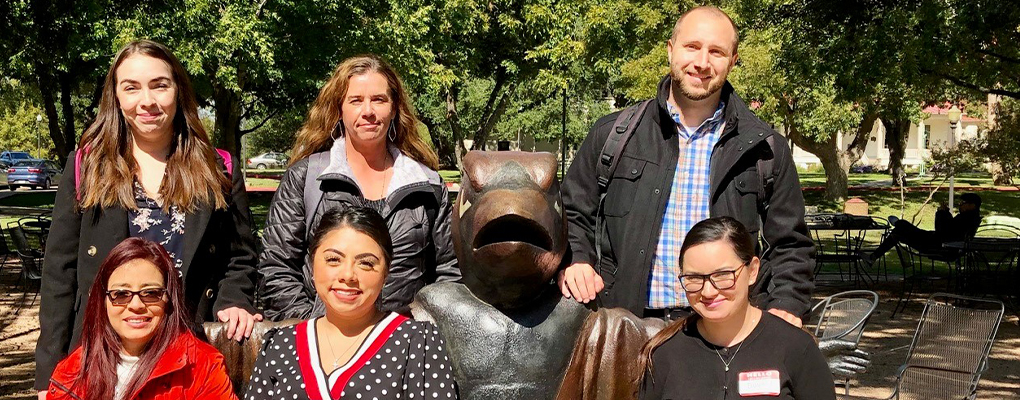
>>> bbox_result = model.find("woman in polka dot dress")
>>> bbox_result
[246,207,457,400]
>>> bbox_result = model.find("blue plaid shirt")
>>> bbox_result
[647,101,726,309]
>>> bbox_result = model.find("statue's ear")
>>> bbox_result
[526,153,558,191]
[462,151,493,192]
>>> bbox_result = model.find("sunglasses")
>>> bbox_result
[105,288,167,306]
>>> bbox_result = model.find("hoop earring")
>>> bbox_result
[387,123,397,142]
[331,119,344,141]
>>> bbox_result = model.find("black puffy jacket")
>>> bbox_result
[259,144,460,319]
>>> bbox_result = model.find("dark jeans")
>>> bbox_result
[871,220,942,258]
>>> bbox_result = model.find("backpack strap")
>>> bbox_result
[303,152,330,237]
[215,148,233,178]
[756,135,777,213]
[74,149,84,200]
[755,134,777,256]
[594,99,653,279]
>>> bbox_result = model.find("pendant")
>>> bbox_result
[333,359,340,369]
[725,366,729,372]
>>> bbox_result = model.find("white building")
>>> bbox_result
[786,105,982,170]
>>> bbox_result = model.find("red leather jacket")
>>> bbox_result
[47,331,237,400]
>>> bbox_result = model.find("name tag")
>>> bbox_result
[738,370,781,397]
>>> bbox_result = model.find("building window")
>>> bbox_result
[922,124,931,149]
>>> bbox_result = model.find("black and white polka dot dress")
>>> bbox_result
[245,313,458,400]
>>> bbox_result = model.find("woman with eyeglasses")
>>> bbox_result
[47,237,236,400]
[638,217,834,400]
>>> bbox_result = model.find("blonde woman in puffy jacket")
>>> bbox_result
[259,54,460,319]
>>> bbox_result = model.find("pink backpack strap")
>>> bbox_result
[215,148,233,178]
[74,148,86,200]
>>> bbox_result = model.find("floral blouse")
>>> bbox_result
[129,181,186,271]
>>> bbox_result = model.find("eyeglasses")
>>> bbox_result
[679,263,747,292]
[105,288,167,306]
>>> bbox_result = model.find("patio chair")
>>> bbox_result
[857,217,891,281]
[892,242,960,318]
[885,293,1004,400]
[7,221,45,305]
[809,290,879,395]
[974,223,1020,239]
[0,224,16,272]
[812,229,869,286]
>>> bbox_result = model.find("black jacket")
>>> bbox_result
[934,208,981,242]
[35,151,259,390]
[259,147,459,320]
[562,77,815,317]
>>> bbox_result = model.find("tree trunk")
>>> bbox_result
[421,116,456,169]
[882,117,911,186]
[986,94,1013,184]
[445,88,468,171]
[213,84,243,157]
[781,102,875,202]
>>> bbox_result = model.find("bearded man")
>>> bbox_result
[559,6,815,327]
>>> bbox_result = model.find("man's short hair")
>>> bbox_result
[960,193,982,207]
[670,5,740,55]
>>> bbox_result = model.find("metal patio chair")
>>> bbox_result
[885,293,1004,400]
[810,290,879,395]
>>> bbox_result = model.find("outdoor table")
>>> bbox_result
[21,218,51,247]
[943,238,1020,300]
[806,214,889,287]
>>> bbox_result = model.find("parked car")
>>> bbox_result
[246,152,288,169]
[7,159,62,190]
[0,151,33,165]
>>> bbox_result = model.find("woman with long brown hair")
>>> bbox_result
[47,238,236,400]
[259,54,459,319]
[638,217,833,400]
[36,39,260,397]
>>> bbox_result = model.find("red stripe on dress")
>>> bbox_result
[295,321,324,400]
[329,314,410,398]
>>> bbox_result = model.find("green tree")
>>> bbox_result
[0,0,121,163]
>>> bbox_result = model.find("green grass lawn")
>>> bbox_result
[798,171,1001,188]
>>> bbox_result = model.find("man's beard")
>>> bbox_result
[670,66,725,101]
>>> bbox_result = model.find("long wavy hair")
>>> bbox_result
[78,39,230,213]
[74,238,191,400]
[289,54,439,170]
[635,217,757,390]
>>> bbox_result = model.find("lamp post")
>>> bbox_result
[34,114,42,159]
[946,105,962,208]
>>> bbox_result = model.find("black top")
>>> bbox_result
[245,313,458,400]
[641,313,835,400]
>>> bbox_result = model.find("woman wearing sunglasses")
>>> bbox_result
[638,217,834,400]
[47,238,236,400]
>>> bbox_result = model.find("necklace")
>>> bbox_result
[714,340,744,372]
[379,155,392,199]
[710,316,758,372]
[322,320,375,370]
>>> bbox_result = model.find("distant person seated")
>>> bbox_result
[862,192,983,266]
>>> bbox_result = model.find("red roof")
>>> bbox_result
[922,105,981,122]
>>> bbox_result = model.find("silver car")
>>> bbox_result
[246,152,289,170]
